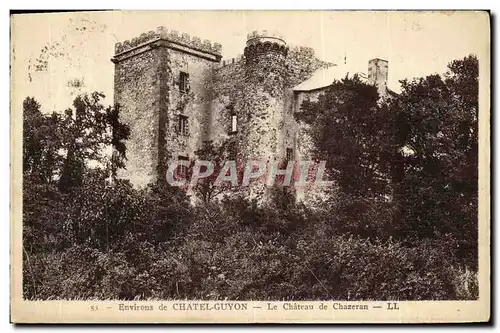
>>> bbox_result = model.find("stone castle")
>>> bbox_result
[112,27,390,202]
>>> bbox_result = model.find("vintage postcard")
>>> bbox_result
[10,10,490,323]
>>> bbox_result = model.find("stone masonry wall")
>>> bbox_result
[281,47,335,163]
[294,89,338,206]
[285,47,334,87]
[210,58,246,147]
[163,49,216,164]
[113,29,338,204]
[208,45,336,202]
[242,50,287,160]
[114,47,162,188]
[113,27,221,188]
[210,46,332,163]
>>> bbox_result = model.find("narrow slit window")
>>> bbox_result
[178,155,189,176]
[178,115,189,136]
[179,72,189,93]
[231,114,237,133]
[286,148,294,161]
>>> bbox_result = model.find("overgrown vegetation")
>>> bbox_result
[22,56,479,300]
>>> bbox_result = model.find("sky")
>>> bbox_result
[11,10,489,114]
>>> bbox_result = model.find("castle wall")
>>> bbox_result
[207,44,337,201]
[294,89,323,160]
[163,49,216,162]
[112,27,221,188]
[241,48,287,160]
[281,89,298,160]
[210,59,246,147]
[211,53,289,161]
[294,89,338,206]
[112,28,345,204]
[114,46,162,188]
[281,47,335,163]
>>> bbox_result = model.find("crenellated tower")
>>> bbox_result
[112,27,222,188]
[238,30,289,162]
[110,27,362,205]
[244,30,288,93]
[210,30,288,199]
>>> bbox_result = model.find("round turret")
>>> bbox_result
[244,30,288,59]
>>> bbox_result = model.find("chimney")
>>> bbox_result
[368,58,388,97]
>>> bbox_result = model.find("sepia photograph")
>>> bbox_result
[10,10,490,323]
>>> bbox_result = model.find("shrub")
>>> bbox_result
[23,178,477,301]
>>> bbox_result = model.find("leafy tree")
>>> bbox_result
[191,139,238,204]
[295,75,397,238]
[388,55,478,265]
[23,97,63,184]
[22,93,131,255]
[22,93,130,191]
[296,75,394,199]
[57,92,130,192]
[296,56,479,260]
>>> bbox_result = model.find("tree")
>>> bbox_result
[295,74,397,238]
[57,92,130,192]
[22,93,130,193]
[22,97,63,184]
[296,55,479,256]
[388,55,478,265]
[296,74,394,199]
[191,139,238,204]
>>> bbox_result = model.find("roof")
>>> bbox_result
[292,65,368,92]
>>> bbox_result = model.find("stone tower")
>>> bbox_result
[240,30,289,162]
[112,27,222,187]
[225,30,289,198]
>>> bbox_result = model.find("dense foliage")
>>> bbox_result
[297,55,479,268]
[22,56,479,301]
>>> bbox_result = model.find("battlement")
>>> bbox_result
[244,30,288,59]
[247,30,285,43]
[217,46,315,69]
[114,26,223,57]
[289,46,315,57]
[246,30,287,49]
[216,54,245,69]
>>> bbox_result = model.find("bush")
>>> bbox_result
[23,175,477,301]
[161,230,463,300]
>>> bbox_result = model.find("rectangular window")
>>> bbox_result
[286,148,294,161]
[230,114,237,134]
[178,155,189,175]
[179,72,189,93]
[178,115,189,136]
